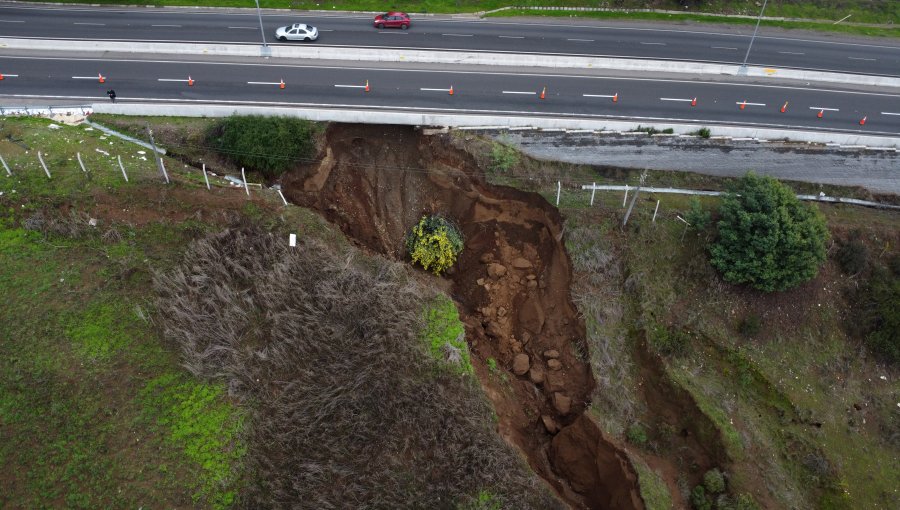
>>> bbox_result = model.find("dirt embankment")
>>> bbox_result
[282,124,643,510]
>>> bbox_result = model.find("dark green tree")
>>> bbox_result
[710,173,828,292]
[208,115,317,178]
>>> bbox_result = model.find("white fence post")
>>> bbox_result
[241,167,249,196]
[622,187,629,207]
[277,189,288,206]
[160,159,170,184]
[590,182,596,206]
[76,152,87,173]
[37,151,51,179]
[0,154,11,176]
[202,163,210,190]
[556,181,561,206]
[117,155,129,182]
[652,200,660,223]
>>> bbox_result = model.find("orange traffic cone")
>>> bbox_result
[817,110,824,118]
[780,101,788,113]
[98,73,105,83]
[279,79,285,89]
[449,85,454,96]
[690,97,697,107]
[187,76,194,87]
[740,100,746,110]
[612,92,618,103]
[859,116,867,126]
[540,86,546,100]
[364,80,370,92]
[0,74,4,81]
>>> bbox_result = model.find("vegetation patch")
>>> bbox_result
[406,214,465,274]
[422,294,473,375]
[65,300,136,362]
[207,115,318,178]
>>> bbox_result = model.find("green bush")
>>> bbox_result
[703,468,726,494]
[626,423,648,446]
[648,324,690,357]
[489,141,519,173]
[698,127,711,139]
[710,173,829,292]
[860,262,900,364]
[207,115,317,178]
[405,215,464,275]
[836,232,869,275]
[685,197,712,230]
[690,485,712,510]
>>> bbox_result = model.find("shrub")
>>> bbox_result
[207,115,317,178]
[405,215,464,275]
[690,485,712,510]
[859,263,900,364]
[648,324,690,357]
[836,232,869,275]
[698,127,711,139]
[422,294,472,375]
[710,172,829,292]
[489,141,519,173]
[703,468,726,494]
[685,197,712,230]
[626,423,648,447]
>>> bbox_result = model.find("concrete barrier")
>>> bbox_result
[2,37,898,89]
[87,102,900,148]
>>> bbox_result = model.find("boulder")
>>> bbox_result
[485,321,503,338]
[553,393,572,415]
[517,296,545,335]
[512,354,530,376]
[529,367,545,384]
[547,359,563,371]
[487,263,508,278]
[543,349,560,359]
[511,257,533,269]
[479,252,494,264]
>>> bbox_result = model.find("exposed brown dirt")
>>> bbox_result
[282,124,643,510]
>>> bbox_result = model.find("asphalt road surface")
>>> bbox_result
[2,54,898,136]
[1,3,898,77]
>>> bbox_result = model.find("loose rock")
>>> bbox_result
[512,354,530,376]
[511,257,533,269]
[553,393,572,415]
[529,367,545,384]
[479,252,494,264]
[543,349,560,359]
[541,415,559,434]
[547,359,563,371]
[487,263,508,278]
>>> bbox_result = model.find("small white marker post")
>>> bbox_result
[556,181,561,206]
[202,163,210,190]
[241,167,250,196]
[76,152,87,173]
[117,155,129,182]
[623,187,629,207]
[0,154,11,176]
[590,182,596,206]
[37,151,51,179]
[652,200,660,223]
[289,233,297,247]
[277,189,288,206]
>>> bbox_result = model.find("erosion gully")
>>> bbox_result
[282,124,643,509]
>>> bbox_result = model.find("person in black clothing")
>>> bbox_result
[106,89,116,102]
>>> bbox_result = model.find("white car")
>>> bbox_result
[275,23,319,42]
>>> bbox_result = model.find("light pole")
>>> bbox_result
[739,0,768,75]
[255,0,268,49]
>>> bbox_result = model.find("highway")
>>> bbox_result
[2,55,899,136]
[1,3,899,77]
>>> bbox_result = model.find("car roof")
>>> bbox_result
[291,23,311,29]
[384,12,408,16]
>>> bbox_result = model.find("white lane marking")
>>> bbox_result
[583,94,616,98]
[736,101,767,106]
[0,74,20,77]
[72,75,104,79]
[660,98,693,102]
[248,81,283,85]
[809,107,840,111]
[881,112,900,116]
[567,38,594,42]
[778,51,805,55]
[503,91,536,95]
[442,33,473,37]
[158,78,191,82]
[228,26,257,29]
[499,35,524,39]
[712,46,738,50]
[420,88,450,92]
[848,57,876,61]
[319,29,334,32]
[152,24,182,27]
[334,84,367,88]
[640,42,666,46]
[0,20,25,23]
[74,22,105,26]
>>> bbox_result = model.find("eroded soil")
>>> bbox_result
[282,124,643,509]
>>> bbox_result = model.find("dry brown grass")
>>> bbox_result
[153,224,560,509]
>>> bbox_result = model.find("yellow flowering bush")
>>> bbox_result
[405,215,464,275]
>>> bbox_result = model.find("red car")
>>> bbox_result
[374,12,411,30]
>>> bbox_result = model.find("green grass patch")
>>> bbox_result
[422,293,472,375]
[139,374,246,509]
[631,456,673,510]
[65,300,137,362]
